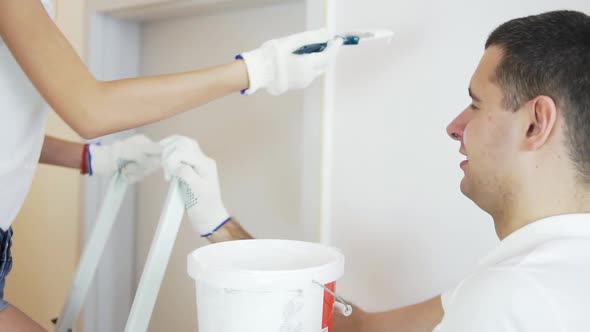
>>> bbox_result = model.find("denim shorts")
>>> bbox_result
[0,227,13,312]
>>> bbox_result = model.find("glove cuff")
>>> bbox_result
[200,216,232,238]
[88,143,115,176]
[193,206,231,237]
[239,44,276,95]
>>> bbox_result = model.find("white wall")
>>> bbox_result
[136,3,309,331]
[328,0,590,313]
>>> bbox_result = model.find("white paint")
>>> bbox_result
[351,29,394,43]
[187,240,343,332]
[326,0,590,312]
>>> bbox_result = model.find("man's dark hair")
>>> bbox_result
[485,10,590,183]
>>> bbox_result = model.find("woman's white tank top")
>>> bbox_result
[0,0,55,230]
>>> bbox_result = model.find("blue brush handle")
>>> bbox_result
[293,43,328,54]
[292,36,360,54]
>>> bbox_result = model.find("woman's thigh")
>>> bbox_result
[0,228,45,331]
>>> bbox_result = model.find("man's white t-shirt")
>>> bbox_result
[433,213,590,332]
[0,0,55,231]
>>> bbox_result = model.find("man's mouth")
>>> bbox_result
[460,159,469,169]
[459,149,468,169]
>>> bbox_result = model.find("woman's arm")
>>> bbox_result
[0,0,248,139]
[39,136,84,170]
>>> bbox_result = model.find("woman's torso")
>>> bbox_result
[0,0,55,230]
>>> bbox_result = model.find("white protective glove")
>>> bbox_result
[89,134,162,183]
[238,29,342,95]
[160,136,230,237]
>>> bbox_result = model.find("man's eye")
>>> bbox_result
[469,104,479,111]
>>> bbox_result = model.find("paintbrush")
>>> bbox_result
[292,29,394,54]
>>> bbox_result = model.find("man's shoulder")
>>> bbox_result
[438,268,561,332]
[453,236,590,303]
[490,237,590,269]
[445,266,544,308]
[436,233,590,332]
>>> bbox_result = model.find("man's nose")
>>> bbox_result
[447,109,471,141]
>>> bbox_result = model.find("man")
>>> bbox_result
[162,10,590,331]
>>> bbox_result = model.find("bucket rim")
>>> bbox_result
[187,239,345,290]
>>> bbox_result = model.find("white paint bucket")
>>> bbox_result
[187,239,345,332]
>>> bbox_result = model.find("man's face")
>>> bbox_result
[447,46,525,214]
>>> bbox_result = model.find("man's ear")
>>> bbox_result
[523,96,558,151]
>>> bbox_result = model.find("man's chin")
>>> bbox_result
[459,177,471,198]
[460,178,486,209]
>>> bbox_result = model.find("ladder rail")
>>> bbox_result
[56,174,129,332]
[124,178,185,332]
[57,175,185,332]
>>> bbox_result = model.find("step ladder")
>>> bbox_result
[56,173,186,332]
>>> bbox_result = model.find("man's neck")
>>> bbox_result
[492,185,590,240]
